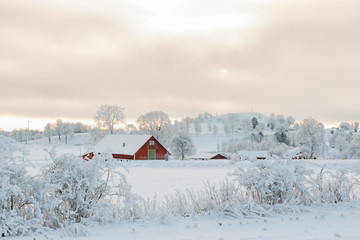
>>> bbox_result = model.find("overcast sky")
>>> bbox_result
[1,0,359,130]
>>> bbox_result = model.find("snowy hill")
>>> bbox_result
[186,112,269,136]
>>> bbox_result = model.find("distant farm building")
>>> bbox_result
[286,148,313,159]
[237,150,268,160]
[83,135,170,160]
[189,152,228,160]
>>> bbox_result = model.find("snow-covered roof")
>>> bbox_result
[94,134,153,155]
[237,150,268,159]
[189,152,226,160]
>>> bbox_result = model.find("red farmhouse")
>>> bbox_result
[83,135,170,160]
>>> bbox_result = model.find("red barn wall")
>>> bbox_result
[112,154,134,160]
[134,136,169,160]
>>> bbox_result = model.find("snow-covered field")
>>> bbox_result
[13,202,360,240]
[12,137,360,240]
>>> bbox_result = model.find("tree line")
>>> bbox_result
[1,104,359,160]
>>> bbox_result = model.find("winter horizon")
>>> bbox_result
[0,111,352,132]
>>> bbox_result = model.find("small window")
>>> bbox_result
[149,140,154,145]
[123,143,126,147]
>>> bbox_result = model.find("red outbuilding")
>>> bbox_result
[189,152,228,160]
[83,134,170,160]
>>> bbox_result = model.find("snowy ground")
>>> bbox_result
[15,203,360,240]
[13,137,360,240]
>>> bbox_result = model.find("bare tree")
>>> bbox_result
[194,119,202,135]
[61,123,74,144]
[94,105,125,134]
[295,118,325,159]
[171,132,196,160]
[136,111,170,142]
[54,119,63,141]
[44,123,53,144]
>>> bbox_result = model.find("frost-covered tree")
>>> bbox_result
[72,122,91,133]
[335,135,349,156]
[251,117,258,129]
[346,135,360,159]
[275,115,289,132]
[295,118,325,159]
[60,122,74,144]
[94,104,125,134]
[223,121,231,135]
[241,118,252,132]
[353,122,359,133]
[251,131,264,143]
[171,132,196,160]
[276,114,286,124]
[125,123,137,134]
[329,129,352,153]
[183,117,192,134]
[275,131,289,145]
[43,122,53,144]
[227,113,239,135]
[194,119,202,135]
[339,122,351,131]
[207,122,213,133]
[54,119,63,141]
[136,111,171,144]
[198,112,212,119]
[213,124,218,135]
[10,128,26,142]
[267,113,276,130]
[286,116,295,126]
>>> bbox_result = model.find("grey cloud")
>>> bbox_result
[1,0,359,124]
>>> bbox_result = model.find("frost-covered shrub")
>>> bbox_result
[157,160,360,219]
[38,154,131,228]
[232,160,313,205]
[0,137,142,236]
[312,168,359,203]
[0,137,41,236]
[159,180,241,218]
[143,159,360,220]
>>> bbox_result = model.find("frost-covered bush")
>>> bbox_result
[161,180,240,217]
[0,137,41,236]
[312,168,359,203]
[156,160,360,219]
[38,154,132,228]
[0,137,142,236]
[231,160,359,206]
[232,160,313,205]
